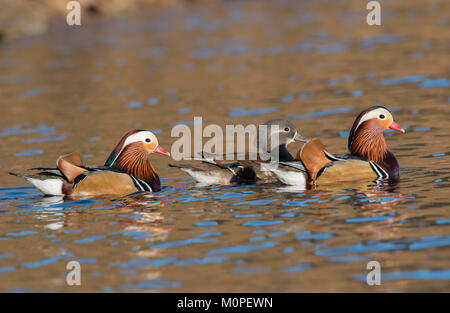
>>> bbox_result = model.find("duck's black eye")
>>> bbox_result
[284,127,290,132]
[145,138,151,143]
[379,114,385,119]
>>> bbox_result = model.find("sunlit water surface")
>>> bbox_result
[0,0,449,292]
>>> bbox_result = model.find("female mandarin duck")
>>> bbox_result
[10,130,170,196]
[269,106,405,187]
[169,119,306,185]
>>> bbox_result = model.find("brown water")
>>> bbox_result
[0,0,449,292]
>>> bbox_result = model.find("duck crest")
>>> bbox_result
[104,129,145,167]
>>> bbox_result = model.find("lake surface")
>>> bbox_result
[0,0,449,292]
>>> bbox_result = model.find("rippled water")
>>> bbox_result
[0,0,449,292]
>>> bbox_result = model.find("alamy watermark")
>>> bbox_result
[66,1,381,27]
[66,261,81,286]
[170,117,281,165]
[367,1,381,26]
[66,1,81,26]
[366,261,381,285]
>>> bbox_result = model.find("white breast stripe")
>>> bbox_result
[369,162,389,179]
[369,162,382,179]
[137,178,152,192]
[324,151,345,161]
[130,176,145,191]
[373,162,389,179]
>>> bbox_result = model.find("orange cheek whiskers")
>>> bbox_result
[351,123,388,163]
[117,144,158,182]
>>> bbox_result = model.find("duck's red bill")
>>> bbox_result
[389,121,405,133]
[154,145,171,156]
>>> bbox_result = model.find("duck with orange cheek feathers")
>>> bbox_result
[9,130,170,196]
[269,106,405,187]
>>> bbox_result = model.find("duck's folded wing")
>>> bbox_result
[198,151,261,166]
[168,162,234,184]
[169,153,264,184]
[318,159,382,182]
[170,151,277,184]
[278,161,306,171]
[28,167,65,178]
[71,170,147,195]
[202,152,273,183]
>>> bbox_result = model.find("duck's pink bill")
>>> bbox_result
[154,145,171,156]
[389,121,405,133]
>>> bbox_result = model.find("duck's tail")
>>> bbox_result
[8,151,85,196]
[9,172,66,196]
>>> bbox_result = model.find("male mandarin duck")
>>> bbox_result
[169,119,307,185]
[269,106,405,187]
[9,130,170,196]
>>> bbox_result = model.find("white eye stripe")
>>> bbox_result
[122,131,156,148]
[110,131,157,165]
[355,108,391,131]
